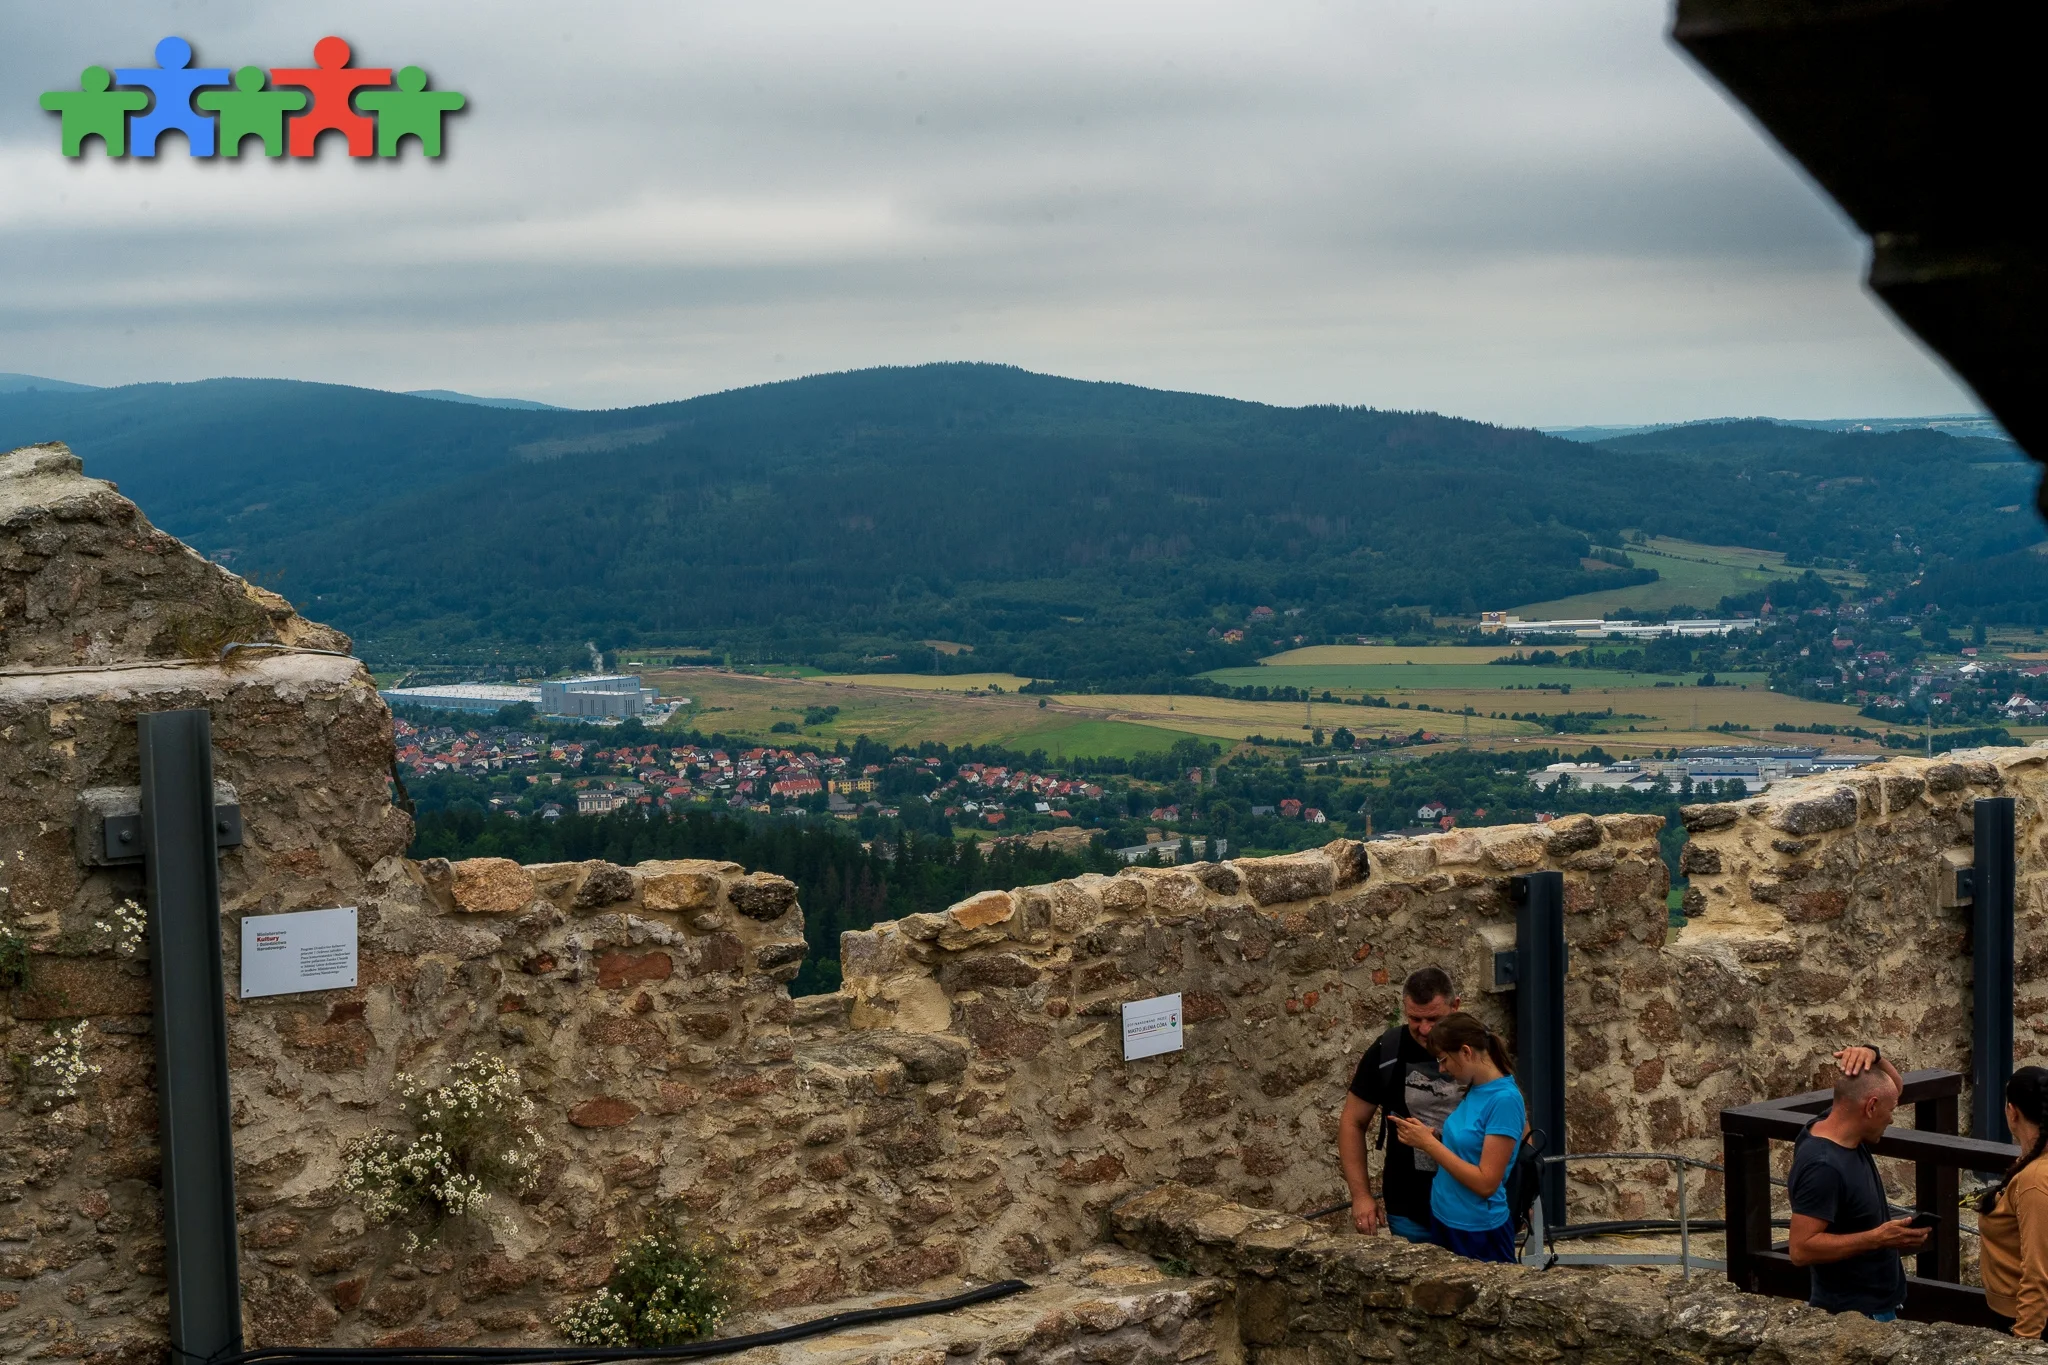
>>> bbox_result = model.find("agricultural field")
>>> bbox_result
[1203,662,1767,692]
[1258,645,1584,666]
[659,650,1900,757]
[649,668,1208,754]
[1042,692,1526,744]
[808,672,1037,691]
[1513,536,1862,618]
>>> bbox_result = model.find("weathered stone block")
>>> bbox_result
[448,858,535,914]
[754,941,808,971]
[1123,868,1207,918]
[1677,842,1722,876]
[572,861,637,910]
[1050,876,1109,931]
[1540,813,1602,854]
[870,1031,971,1083]
[1681,803,1742,832]
[1098,874,1150,917]
[1768,785,1859,835]
[595,950,672,990]
[1321,839,1369,888]
[947,889,1015,930]
[730,873,799,920]
[567,1096,639,1128]
[1599,813,1665,841]
[1234,852,1335,907]
[636,862,727,913]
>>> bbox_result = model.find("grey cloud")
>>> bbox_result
[0,0,1972,423]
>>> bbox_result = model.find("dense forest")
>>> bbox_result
[2,365,2032,679]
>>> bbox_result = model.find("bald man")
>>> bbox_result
[1786,1045,1929,1320]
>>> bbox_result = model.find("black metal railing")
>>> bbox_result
[1721,1068,2015,1327]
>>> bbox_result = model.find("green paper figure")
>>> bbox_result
[40,66,149,157]
[195,66,308,158]
[356,66,465,157]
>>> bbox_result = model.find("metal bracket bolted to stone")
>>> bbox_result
[74,783,243,867]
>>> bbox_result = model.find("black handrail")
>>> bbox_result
[1722,1067,2015,1328]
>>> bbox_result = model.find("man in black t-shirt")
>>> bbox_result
[1338,966,1465,1241]
[1787,1045,1929,1319]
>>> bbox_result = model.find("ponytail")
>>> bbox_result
[1426,1012,1512,1078]
[1981,1066,2048,1214]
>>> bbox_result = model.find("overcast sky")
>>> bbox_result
[0,0,1977,424]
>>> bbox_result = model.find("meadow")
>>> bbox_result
[1201,662,1767,692]
[652,669,1209,754]
[1257,645,1584,666]
[647,665,1897,761]
[1513,535,1863,618]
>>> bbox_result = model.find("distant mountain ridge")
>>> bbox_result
[405,389,566,412]
[1545,413,2010,444]
[0,372,99,395]
[0,371,565,409]
[0,364,2034,676]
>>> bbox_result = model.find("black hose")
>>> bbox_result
[214,1279,1033,1365]
[1543,1218,1788,1240]
[1299,1206,1797,1240]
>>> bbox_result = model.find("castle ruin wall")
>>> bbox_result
[5,440,2047,1357]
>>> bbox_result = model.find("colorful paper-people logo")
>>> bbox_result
[40,36,464,159]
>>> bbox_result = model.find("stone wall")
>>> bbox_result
[9,437,2048,1359]
[1616,749,2048,1220]
[1111,1183,2038,1363]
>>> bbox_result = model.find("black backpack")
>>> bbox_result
[1506,1127,1548,1233]
[1368,1024,1410,1151]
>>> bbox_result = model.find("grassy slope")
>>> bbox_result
[1513,536,1861,617]
[1260,645,1586,665]
[1200,663,1767,691]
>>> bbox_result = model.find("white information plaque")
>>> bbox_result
[240,907,358,999]
[1122,992,1184,1061]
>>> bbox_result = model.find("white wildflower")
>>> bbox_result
[31,1021,101,1099]
[94,898,147,957]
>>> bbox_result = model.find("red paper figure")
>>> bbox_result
[271,36,390,158]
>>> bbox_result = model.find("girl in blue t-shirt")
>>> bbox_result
[1387,1011,1526,1263]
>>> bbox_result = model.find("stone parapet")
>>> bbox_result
[717,1248,1227,1365]
[1111,1182,2040,1363]
[1,443,348,666]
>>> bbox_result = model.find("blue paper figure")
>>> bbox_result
[115,36,231,157]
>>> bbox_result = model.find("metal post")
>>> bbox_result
[1677,1158,1690,1284]
[139,710,243,1363]
[1973,796,2016,1146]
[1515,871,1567,1231]
[1916,1089,1962,1281]
[1523,1197,1547,1266]
[1722,1130,1771,1292]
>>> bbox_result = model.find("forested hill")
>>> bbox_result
[0,365,2032,679]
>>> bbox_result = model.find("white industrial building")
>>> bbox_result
[378,683,540,715]
[1481,613,1763,640]
[539,675,660,718]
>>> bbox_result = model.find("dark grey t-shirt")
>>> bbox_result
[1349,1028,1466,1222]
[1788,1123,1905,1315]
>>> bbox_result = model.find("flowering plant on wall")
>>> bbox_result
[557,1205,741,1346]
[341,1053,543,1250]
[30,1021,100,1098]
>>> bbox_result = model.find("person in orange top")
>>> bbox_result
[1980,1067,2048,1337]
